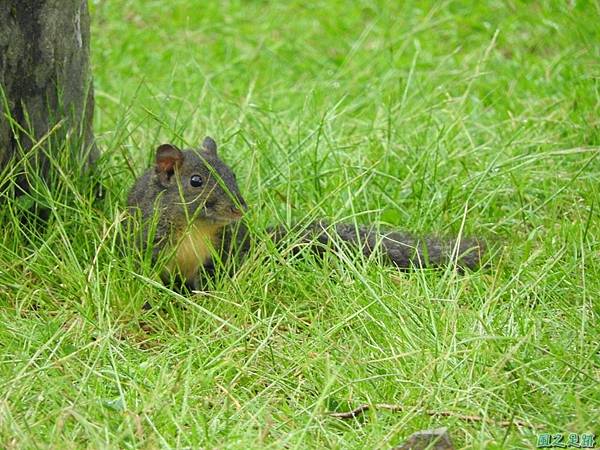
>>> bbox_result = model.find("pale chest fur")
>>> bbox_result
[166,221,221,280]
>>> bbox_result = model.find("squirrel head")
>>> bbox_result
[153,136,247,226]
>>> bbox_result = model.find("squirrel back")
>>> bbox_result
[128,137,485,291]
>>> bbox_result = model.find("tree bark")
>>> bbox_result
[0,0,97,194]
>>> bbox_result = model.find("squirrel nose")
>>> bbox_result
[230,204,247,217]
[237,199,248,212]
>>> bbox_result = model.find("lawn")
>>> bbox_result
[1,1,599,448]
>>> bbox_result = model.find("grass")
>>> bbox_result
[1,0,599,448]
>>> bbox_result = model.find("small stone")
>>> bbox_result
[393,427,454,450]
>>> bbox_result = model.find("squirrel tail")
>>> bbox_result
[275,220,485,271]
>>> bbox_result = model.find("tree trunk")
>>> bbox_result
[0,0,97,195]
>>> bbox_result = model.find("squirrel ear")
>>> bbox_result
[155,144,183,175]
[202,136,218,156]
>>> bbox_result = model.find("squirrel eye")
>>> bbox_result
[190,175,203,187]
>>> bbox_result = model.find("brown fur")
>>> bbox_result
[166,221,221,280]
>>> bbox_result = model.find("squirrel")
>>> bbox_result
[127,137,485,291]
